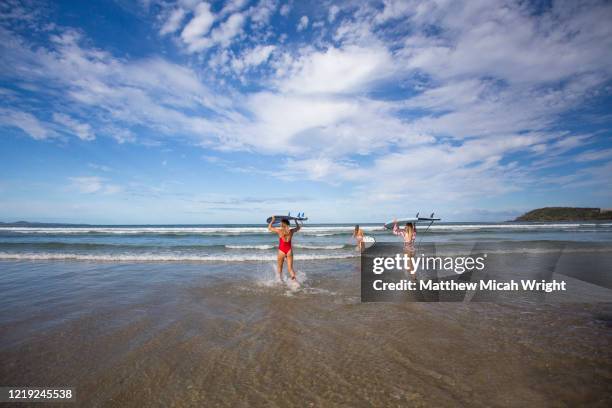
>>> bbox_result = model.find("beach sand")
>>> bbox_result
[1,258,611,407]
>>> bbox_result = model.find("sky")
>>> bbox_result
[0,0,611,224]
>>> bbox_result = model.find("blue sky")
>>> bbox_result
[1,0,611,224]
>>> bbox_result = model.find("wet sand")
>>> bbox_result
[1,259,611,407]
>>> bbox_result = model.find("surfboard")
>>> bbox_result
[266,215,308,225]
[362,235,376,249]
[383,217,441,230]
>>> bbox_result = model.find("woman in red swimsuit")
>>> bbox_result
[267,216,301,282]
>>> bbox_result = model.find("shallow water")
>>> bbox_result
[1,256,611,406]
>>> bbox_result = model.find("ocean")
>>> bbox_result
[1,222,611,406]
[1,221,612,262]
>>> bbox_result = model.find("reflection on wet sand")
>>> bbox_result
[1,259,611,407]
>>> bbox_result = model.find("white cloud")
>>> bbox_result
[279,3,290,17]
[88,163,112,172]
[160,7,186,35]
[103,184,123,194]
[180,2,215,52]
[0,108,48,140]
[180,10,246,52]
[69,176,122,194]
[277,46,393,94]
[231,44,275,72]
[297,15,309,31]
[328,5,340,22]
[210,12,245,46]
[283,157,356,182]
[574,148,612,163]
[225,88,432,157]
[241,92,358,151]
[52,112,94,141]
[375,0,413,24]
[249,0,278,27]
[159,1,256,52]
[105,127,136,144]
[207,48,230,70]
[219,0,248,17]
[397,0,612,84]
[0,27,229,145]
[69,176,102,193]
[244,45,275,66]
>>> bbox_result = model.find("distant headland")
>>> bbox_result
[515,207,612,222]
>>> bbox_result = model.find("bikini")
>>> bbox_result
[279,236,292,254]
[393,224,416,251]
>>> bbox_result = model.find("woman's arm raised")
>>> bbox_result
[268,216,279,233]
[392,218,403,237]
[292,219,301,233]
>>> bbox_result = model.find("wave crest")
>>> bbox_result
[225,244,275,250]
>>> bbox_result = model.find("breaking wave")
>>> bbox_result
[0,252,358,262]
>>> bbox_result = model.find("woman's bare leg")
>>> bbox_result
[406,249,416,280]
[277,251,285,281]
[286,250,296,280]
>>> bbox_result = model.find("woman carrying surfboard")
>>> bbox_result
[267,216,301,282]
[392,218,416,251]
[392,218,417,278]
[353,225,365,251]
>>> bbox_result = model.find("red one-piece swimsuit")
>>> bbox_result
[279,237,292,254]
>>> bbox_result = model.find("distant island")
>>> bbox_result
[515,207,612,222]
